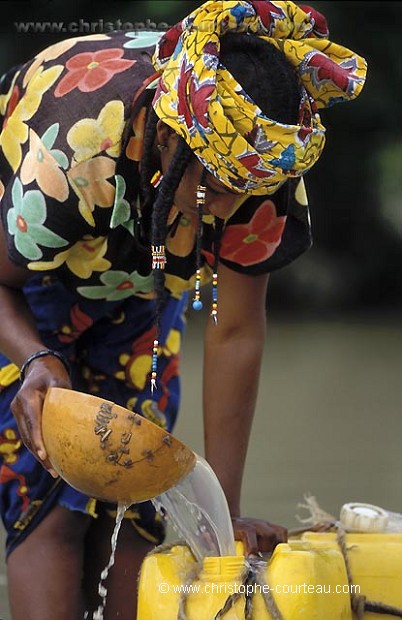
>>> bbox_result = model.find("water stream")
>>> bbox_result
[90,502,128,620]
[86,454,234,618]
[152,454,236,561]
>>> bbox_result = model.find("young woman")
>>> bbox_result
[0,1,366,617]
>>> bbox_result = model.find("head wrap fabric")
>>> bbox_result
[152,1,367,195]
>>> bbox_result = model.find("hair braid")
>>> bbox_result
[134,107,159,241]
[151,137,193,328]
[140,109,159,205]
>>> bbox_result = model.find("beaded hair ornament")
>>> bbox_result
[150,169,214,391]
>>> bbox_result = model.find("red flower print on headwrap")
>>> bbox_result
[55,49,135,97]
[220,200,286,267]
[177,58,215,133]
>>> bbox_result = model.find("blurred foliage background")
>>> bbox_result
[1,1,401,315]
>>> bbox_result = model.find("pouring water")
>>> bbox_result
[88,453,235,617]
[152,454,236,561]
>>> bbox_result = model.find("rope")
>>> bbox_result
[213,591,244,619]
[336,526,402,619]
[211,559,284,620]
[253,563,284,620]
[177,561,203,620]
[365,602,402,618]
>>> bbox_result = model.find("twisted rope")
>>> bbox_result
[212,559,284,620]
[336,526,402,619]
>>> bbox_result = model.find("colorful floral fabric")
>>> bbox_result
[0,28,314,553]
[152,0,367,195]
[0,273,185,555]
[0,29,312,301]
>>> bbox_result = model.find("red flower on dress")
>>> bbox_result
[3,85,20,127]
[220,200,287,267]
[55,49,135,97]
[58,304,94,344]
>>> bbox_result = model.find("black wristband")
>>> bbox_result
[20,349,71,383]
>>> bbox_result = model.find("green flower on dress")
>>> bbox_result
[41,123,69,169]
[7,178,68,260]
[110,174,134,235]
[77,270,153,301]
[123,31,164,49]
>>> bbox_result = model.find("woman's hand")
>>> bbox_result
[11,355,72,476]
[231,516,287,556]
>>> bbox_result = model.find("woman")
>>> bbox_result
[0,1,366,618]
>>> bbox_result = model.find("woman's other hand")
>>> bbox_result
[231,516,287,556]
[11,354,72,476]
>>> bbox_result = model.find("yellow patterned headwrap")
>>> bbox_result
[152,1,367,195]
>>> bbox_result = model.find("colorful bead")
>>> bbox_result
[196,184,206,208]
[193,299,203,311]
[152,245,167,270]
[192,268,203,311]
[211,272,218,324]
[150,170,163,188]
[151,338,159,392]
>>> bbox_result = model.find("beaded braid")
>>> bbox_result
[149,137,193,389]
[210,217,225,324]
[192,169,207,312]
[144,34,300,389]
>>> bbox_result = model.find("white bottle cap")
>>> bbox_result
[340,502,389,532]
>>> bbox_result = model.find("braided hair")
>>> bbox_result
[140,33,300,381]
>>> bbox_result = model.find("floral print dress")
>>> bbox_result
[0,30,311,554]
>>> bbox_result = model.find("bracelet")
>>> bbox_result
[20,349,71,383]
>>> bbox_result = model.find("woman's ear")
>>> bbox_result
[155,120,179,174]
[156,120,178,149]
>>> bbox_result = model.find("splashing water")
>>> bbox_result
[86,455,234,617]
[91,502,128,620]
[152,454,236,561]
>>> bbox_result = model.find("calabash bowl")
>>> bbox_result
[42,387,196,504]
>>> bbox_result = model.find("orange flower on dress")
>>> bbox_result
[55,48,136,97]
[67,156,115,226]
[220,200,287,267]
[20,128,69,201]
[126,106,146,162]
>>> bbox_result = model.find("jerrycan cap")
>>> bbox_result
[340,502,389,532]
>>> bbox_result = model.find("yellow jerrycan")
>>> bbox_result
[137,532,402,619]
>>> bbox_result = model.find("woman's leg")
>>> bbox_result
[7,505,92,620]
[82,507,154,619]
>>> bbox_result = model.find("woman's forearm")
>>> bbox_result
[0,283,45,367]
[203,324,265,516]
[202,264,269,517]
[0,224,45,366]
